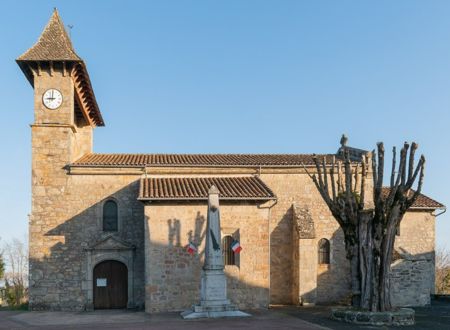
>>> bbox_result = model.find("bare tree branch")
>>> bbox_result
[400,142,409,186]
[376,143,384,197]
[408,142,418,182]
[338,161,343,194]
[371,150,378,200]
[390,146,396,188]
[405,155,424,190]
[322,156,330,201]
[406,156,425,209]
[435,247,450,294]
[354,163,360,193]
[344,151,355,218]
[360,154,367,209]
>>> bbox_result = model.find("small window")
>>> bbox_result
[222,235,235,266]
[103,200,118,232]
[318,238,330,264]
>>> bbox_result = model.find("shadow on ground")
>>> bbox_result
[0,308,325,330]
[282,298,450,329]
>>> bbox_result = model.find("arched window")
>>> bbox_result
[222,235,235,266]
[318,238,330,264]
[103,200,118,232]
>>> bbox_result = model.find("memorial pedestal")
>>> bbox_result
[181,186,250,319]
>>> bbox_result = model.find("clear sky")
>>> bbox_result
[1,1,449,248]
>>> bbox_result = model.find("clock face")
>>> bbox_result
[42,89,63,110]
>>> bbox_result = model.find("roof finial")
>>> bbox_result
[340,134,348,147]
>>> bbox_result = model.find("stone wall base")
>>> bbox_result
[331,307,415,326]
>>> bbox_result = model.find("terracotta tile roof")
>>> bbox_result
[381,187,444,209]
[17,9,81,62]
[138,176,276,201]
[73,153,335,167]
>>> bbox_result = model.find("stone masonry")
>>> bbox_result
[28,67,145,310]
[144,202,270,312]
[391,211,436,306]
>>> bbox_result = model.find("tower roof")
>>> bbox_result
[17,9,81,62]
[16,9,104,127]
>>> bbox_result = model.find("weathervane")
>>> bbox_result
[67,24,74,39]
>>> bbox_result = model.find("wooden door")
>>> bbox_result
[93,260,128,309]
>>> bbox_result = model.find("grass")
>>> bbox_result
[0,302,29,311]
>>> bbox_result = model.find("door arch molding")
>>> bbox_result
[84,235,136,310]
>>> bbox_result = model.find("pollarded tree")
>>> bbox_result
[304,138,425,312]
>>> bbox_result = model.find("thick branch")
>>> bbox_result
[390,146,396,188]
[371,150,377,198]
[302,162,333,208]
[322,157,329,200]
[338,161,343,194]
[408,142,418,182]
[354,163,360,193]
[405,154,424,190]
[344,151,355,219]
[406,156,426,209]
[400,142,409,186]
[375,143,384,199]
[360,154,367,209]
[330,156,337,201]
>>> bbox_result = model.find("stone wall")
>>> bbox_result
[391,211,436,306]
[30,173,145,310]
[390,258,434,307]
[262,171,435,307]
[395,211,435,256]
[71,119,93,162]
[144,202,270,312]
[260,172,350,305]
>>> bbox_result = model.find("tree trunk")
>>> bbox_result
[377,208,401,311]
[358,210,374,310]
[350,244,361,307]
[350,210,395,312]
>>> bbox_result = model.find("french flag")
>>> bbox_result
[187,242,197,255]
[231,240,242,254]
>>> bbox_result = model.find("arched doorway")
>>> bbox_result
[93,260,128,309]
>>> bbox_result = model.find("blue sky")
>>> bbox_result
[1,1,449,248]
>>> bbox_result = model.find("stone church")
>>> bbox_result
[18,10,444,312]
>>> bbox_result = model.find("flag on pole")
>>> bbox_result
[231,240,242,254]
[187,242,197,255]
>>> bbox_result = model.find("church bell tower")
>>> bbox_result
[16,9,104,310]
